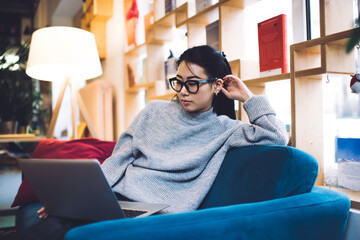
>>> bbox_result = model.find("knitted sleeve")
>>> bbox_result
[100,104,148,187]
[227,95,289,147]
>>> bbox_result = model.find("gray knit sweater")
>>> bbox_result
[101,95,288,213]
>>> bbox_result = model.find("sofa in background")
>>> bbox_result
[13,139,350,240]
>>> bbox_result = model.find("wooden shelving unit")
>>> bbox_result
[0,134,45,143]
[123,0,357,189]
[81,0,113,59]
[289,0,356,185]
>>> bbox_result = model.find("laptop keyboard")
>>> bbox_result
[123,209,147,218]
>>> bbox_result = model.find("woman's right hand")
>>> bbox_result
[221,75,254,103]
[37,207,48,219]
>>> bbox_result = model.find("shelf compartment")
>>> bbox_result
[175,3,188,27]
[146,12,176,45]
[320,0,354,36]
[81,0,113,59]
[187,3,219,25]
[219,4,246,60]
[153,11,175,27]
[90,20,107,59]
[220,0,260,8]
[153,0,175,22]
[244,73,290,86]
[291,28,356,78]
[187,6,219,48]
[291,45,322,74]
[147,26,174,44]
[228,59,259,81]
[125,43,147,57]
[126,82,155,93]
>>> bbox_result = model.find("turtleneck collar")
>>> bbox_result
[176,102,217,123]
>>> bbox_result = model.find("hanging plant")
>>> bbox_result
[345,18,360,53]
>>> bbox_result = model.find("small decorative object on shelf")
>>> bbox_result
[196,0,215,13]
[164,50,176,89]
[350,74,360,93]
[125,0,139,47]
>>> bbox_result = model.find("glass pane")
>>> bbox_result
[265,80,292,142]
[310,0,320,39]
[323,75,360,190]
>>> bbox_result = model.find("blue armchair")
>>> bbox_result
[16,145,350,240]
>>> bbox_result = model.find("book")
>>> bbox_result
[164,50,176,89]
[165,0,175,14]
[196,0,216,13]
[206,20,219,51]
[127,64,135,87]
[257,14,288,77]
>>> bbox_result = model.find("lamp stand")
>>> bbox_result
[46,78,98,139]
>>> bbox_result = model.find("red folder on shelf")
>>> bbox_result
[258,14,287,76]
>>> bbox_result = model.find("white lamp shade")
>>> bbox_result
[26,26,102,81]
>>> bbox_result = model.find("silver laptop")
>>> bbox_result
[17,158,169,221]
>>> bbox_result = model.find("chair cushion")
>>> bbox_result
[65,187,350,240]
[199,145,318,209]
[11,138,116,207]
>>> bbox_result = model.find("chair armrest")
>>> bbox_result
[65,187,350,240]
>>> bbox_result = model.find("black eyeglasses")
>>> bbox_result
[169,77,217,94]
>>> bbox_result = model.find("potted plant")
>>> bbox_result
[0,41,46,134]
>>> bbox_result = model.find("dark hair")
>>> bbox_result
[176,45,236,119]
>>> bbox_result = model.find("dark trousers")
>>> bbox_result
[6,216,91,240]
[5,192,132,240]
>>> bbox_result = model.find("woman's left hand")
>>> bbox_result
[221,75,254,103]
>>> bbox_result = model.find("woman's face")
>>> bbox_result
[176,61,220,113]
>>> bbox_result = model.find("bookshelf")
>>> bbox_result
[123,0,357,187]
[81,0,113,59]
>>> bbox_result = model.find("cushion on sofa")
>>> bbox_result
[65,187,350,240]
[11,138,116,207]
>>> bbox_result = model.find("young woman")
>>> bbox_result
[22,45,288,239]
[97,45,288,213]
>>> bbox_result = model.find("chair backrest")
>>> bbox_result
[199,145,318,209]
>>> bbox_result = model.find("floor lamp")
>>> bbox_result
[26,26,102,139]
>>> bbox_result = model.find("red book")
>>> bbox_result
[258,14,287,76]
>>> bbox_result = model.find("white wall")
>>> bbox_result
[102,0,126,139]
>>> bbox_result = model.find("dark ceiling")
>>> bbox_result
[0,0,40,17]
